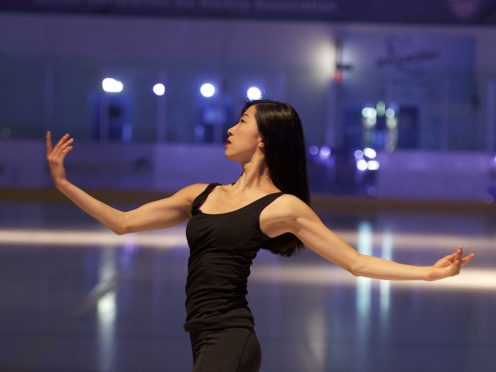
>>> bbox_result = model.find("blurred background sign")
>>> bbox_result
[1,0,496,25]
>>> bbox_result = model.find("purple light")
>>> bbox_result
[319,146,331,158]
[367,160,380,171]
[102,77,123,93]
[247,86,262,100]
[309,145,319,156]
[363,147,377,159]
[200,83,216,98]
[356,159,368,171]
[354,149,364,159]
[153,83,165,96]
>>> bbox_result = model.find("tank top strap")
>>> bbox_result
[191,183,220,215]
[248,192,285,218]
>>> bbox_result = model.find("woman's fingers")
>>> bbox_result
[461,252,476,267]
[456,248,463,267]
[435,247,462,267]
[53,134,70,153]
[50,134,73,158]
[444,246,462,263]
[444,251,458,263]
[62,145,73,155]
[60,138,74,151]
[55,140,74,160]
[432,247,474,280]
[450,247,463,264]
[455,247,476,267]
[450,250,475,276]
[450,257,462,276]
[45,131,53,154]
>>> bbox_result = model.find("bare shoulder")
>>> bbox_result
[264,193,313,217]
[173,183,210,204]
[260,193,316,237]
[154,183,209,218]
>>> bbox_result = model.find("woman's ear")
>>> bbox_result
[258,138,265,151]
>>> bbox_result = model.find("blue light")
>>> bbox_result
[376,101,386,116]
[354,149,364,159]
[153,83,165,96]
[363,147,377,159]
[367,160,380,171]
[385,108,395,118]
[247,86,262,100]
[102,78,123,93]
[309,145,319,156]
[361,107,377,118]
[200,83,216,98]
[319,145,331,158]
[357,159,368,171]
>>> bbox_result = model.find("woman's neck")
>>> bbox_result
[231,157,278,194]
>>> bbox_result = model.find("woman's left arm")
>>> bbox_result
[261,195,475,281]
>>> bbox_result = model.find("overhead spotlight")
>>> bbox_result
[367,160,380,171]
[363,147,377,159]
[102,78,123,93]
[376,101,386,116]
[354,149,364,159]
[308,145,319,156]
[356,159,368,171]
[361,107,377,118]
[200,83,216,98]
[319,145,331,158]
[246,86,262,100]
[385,108,396,118]
[153,83,165,96]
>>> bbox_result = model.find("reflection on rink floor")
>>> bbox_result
[0,203,494,372]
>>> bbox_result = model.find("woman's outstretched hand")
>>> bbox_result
[45,131,74,189]
[428,247,475,281]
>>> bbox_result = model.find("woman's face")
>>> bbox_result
[225,105,264,164]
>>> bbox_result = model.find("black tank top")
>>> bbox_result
[184,182,284,333]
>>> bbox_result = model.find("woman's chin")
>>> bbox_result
[224,151,241,164]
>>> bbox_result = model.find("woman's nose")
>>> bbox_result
[227,121,240,136]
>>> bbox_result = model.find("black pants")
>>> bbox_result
[189,327,261,372]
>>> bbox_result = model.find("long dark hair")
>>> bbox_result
[241,99,310,257]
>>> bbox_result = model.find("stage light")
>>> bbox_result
[247,86,262,100]
[376,101,386,116]
[309,145,319,156]
[102,78,123,93]
[153,83,165,96]
[354,149,364,159]
[362,107,377,127]
[367,160,380,171]
[200,83,216,98]
[361,107,377,118]
[386,108,396,118]
[363,147,377,159]
[319,145,331,158]
[357,159,368,171]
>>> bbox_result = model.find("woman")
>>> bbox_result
[46,99,475,372]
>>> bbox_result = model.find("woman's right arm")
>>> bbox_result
[46,131,206,235]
